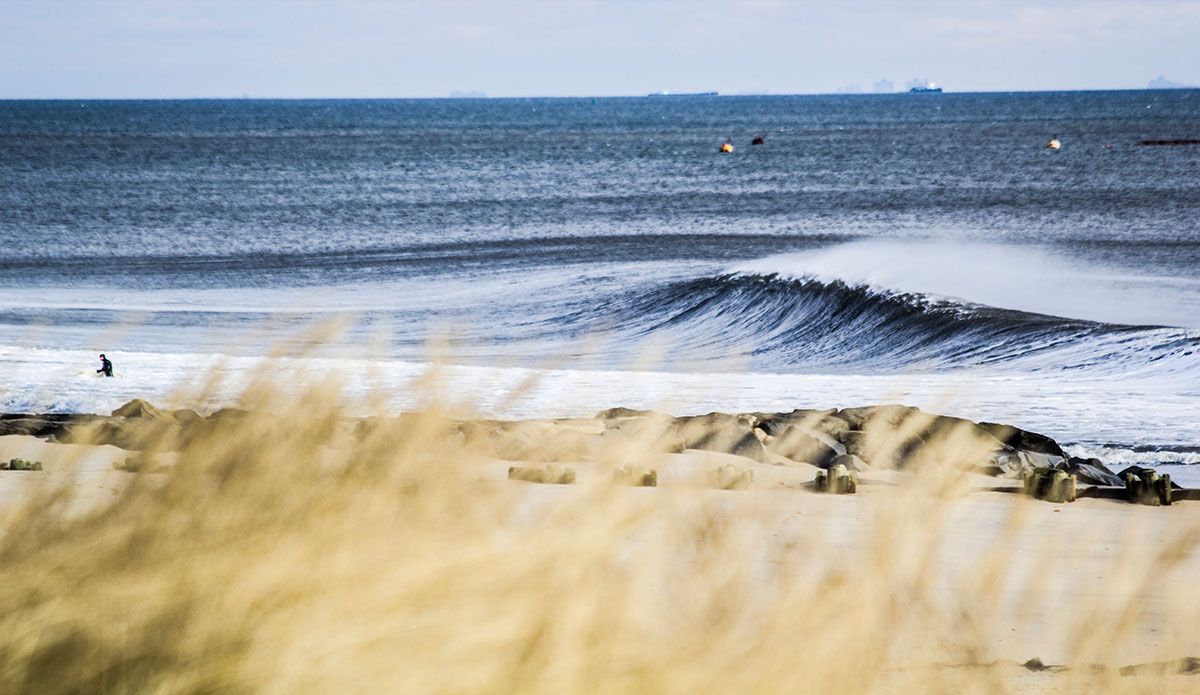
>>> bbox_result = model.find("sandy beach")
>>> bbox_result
[3,399,1199,692]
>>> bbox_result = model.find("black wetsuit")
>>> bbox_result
[98,357,113,377]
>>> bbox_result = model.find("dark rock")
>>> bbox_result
[835,406,1007,450]
[835,405,956,442]
[209,407,251,421]
[988,448,1025,477]
[978,450,1067,480]
[171,409,202,425]
[58,415,187,451]
[672,413,769,462]
[0,414,100,439]
[0,406,200,452]
[765,425,840,467]
[920,413,1006,444]
[757,409,848,439]
[603,413,681,453]
[165,408,255,449]
[839,428,927,469]
[978,422,1066,458]
[1065,457,1123,487]
[595,407,659,420]
[828,453,866,472]
[723,431,771,463]
[832,405,917,430]
[455,419,509,443]
[455,418,601,463]
[1016,657,1067,673]
[111,399,166,420]
[841,431,867,457]
[0,416,61,438]
[357,413,454,441]
[64,419,141,450]
[1117,465,1183,489]
[831,406,1050,475]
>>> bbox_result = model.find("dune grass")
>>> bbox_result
[1,367,1198,694]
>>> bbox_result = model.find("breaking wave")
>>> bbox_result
[593,272,1200,375]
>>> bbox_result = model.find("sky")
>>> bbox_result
[2,0,1198,98]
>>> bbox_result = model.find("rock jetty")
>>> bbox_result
[0,400,1151,488]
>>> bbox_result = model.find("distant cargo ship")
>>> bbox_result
[908,81,943,93]
[647,91,719,97]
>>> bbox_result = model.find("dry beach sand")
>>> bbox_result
[2,393,1199,693]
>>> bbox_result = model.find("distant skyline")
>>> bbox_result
[2,0,1198,99]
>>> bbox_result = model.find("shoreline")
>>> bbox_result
[3,398,1196,500]
[3,343,1197,487]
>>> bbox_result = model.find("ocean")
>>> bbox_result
[2,92,1198,481]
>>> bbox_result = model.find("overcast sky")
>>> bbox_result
[2,0,1197,98]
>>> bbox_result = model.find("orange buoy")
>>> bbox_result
[1047,138,1061,150]
[720,142,733,153]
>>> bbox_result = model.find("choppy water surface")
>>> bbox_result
[2,93,1198,478]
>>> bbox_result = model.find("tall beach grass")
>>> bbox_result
[1,362,1198,694]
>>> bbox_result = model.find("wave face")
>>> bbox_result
[592,272,1200,375]
[1,256,1196,379]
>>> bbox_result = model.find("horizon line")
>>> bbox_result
[3,87,1199,101]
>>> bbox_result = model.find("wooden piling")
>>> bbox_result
[1125,469,1167,506]
[613,465,657,487]
[1023,467,1076,503]
[3,458,42,471]
[545,464,576,484]
[507,465,576,484]
[814,464,857,494]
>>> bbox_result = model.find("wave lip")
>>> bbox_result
[599,270,1200,375]
[732,241,1200,330]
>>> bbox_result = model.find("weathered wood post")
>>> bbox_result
[4,458,42,471]
[1022,468,1039,496]
[613,465,657,487]
[507,465,575,484]
[1157,474,1172,506]
[1023,467,1075,503]
[1125,469,1165,506]
[1045,470,1075,503]
[508,466,544,482]
[545,464,576,484]
[813,463,857,494]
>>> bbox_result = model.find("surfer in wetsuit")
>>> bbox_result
[97,354,113,377]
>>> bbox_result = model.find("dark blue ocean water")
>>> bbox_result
[1,92,1199,474]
